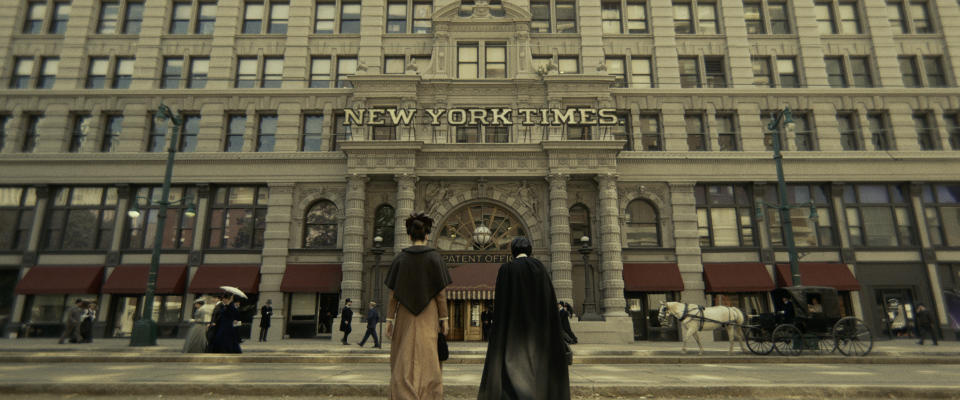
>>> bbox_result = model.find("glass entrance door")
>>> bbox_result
[875,288,917,339]
[626,296,646,341]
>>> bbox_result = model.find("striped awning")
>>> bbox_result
[447,290,495,300]
[446,263,499,301]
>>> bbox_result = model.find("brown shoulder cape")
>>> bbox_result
[384,245,452,316]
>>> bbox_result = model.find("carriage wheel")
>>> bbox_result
[810,333,837,355]
[834,317,873,357]
[745,327,774,355]
[772,325,803,356]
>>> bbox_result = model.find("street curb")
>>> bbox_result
[1,383,959,398]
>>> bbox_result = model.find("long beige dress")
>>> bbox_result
[387,289,449,400]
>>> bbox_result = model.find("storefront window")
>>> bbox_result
[374,205,395,247]
[922,184,960,247]
[43,187,118,251]
[305,200,338,248]
[844,184,917,247]
[696,185,756,247]
[0,187,36,251]
[766,184,835,247]
[207,186,269,249]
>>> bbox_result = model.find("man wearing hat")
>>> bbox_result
[259,299,273,342]
[358,301,380,348]
[339,299,353,345]
[916,303,938,346]
[58,299,85,344]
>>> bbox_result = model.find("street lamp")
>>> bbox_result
[128,102,195,346]
[578,236,603,321]
[371,236,385,349]
[754,106,819,287]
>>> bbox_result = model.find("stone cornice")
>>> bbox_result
[617,151,960,162]
[0,152,347,165]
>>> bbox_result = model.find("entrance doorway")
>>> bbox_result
[286,292,339,338]
[447,299,493,341]
[111,296,140,338]
[875,288,917,339]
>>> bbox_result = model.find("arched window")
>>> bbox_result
[625,200,660,247]
[304,200,338,248]
[436,204,526,251]
[569,204,591,246]
[374,205,395,247]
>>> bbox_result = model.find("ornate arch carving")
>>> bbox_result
[428,189,546,248]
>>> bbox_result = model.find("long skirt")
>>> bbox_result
[389,300,442,400]
[182,323,207,353]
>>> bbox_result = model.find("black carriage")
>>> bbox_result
[744,286,874,356]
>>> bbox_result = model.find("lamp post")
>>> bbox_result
[128,102,196,346]
[371,236,385,349]
[754,106,819,287]
[578,236,603,321]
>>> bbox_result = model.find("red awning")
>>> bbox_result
[702,263,775,293]
[101,265,188,294]
[14,265,104,295]
[188,265,261,294]
[622,263,685,292]
[447,263,499,300]
[280,264,342,292]
[775,263,861,291]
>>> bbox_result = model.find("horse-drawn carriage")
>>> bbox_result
[658,286,874,356]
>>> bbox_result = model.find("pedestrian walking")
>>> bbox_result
[206,294,225,352]
[58,299,84,344]
[183,298,209,353]
[209,293,242,354]
[559,301,578,344]
[79,301,97,343]
[916,303,939,346]
[477,237,570,400]
[384,212,452,399]
[358,301,380,348]
[481,306,493,341]
[259,299,273,342]
[233,301,245,343]
[340,299,353,345]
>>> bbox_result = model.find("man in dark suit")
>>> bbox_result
[481,306,493,341]
[59,299,84,344]
[559,302,578,344]
[357,301,380,348]
[259,299,273,342]
[339,299,353,345]
[916,303,939,346]
[206,294,225,352]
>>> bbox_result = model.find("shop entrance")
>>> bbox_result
[287,292,339,338]
[875,288,918,339]
[625,292,680,341]
[447,299,493,341]
[110,296,140,338]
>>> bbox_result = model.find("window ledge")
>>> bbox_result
[163,34,214,38]
[308,33,361,38]
[382,33,434,38]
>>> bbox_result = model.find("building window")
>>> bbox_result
[161,58,183,89]
[922,56,946,87]
[898,56,920,87]
[43,187,119,251]
[844,184,917,247]
[257,115,278,152]
[556,57,579,74]
[207,186,268,250]
[102,115,122,153]
[24,2,48,34]
[331,113,352,150]
[777,57,798,88]
[752,57,772,87]
[914,113,938,150]
[373,126,397,140]
[630,58,653,88]
[386,1,433,33]
[340,2,361,33]
[235,56,286,88]
[486,45,506,78]
[816,0,861,34]
[23,115,43,153]
[716,114,739,151]
[611,112,632,149]
[570,204,591,246]
[454,110,510,143]
[385,56,405,74]
[867,113,890,150]
[262,58,283,88]
[187,58,209,89]
[49,2,71,34]
[566,125,592,141]
[302,115,324,151]
[679,57,700,88]
[629,1,648,33]
[268,2,289,33]
[685,114,706,151]
[696,185,756,247]
[836,113,860,150]
[149,118,169,153]
[38,57,58,89]
[179,115,200,152]
[887,0,933,33]
[764,184,835,247]
[606,57,627,88]
[922,184,960,247]
[639,114,661,151]
[793,113,814,151]
[679,56,725,88]
[125,186,197,249]
[944,113,960,150]
[336,57,357,88]
[625,200,659,247]
[530,0,576,33]
[171,2,218,34]
[98,1,144,34]
[114,57,134,89]
[0,187,37,251]
[673,1,718,34]
[0,115,7,152]
[374,205,395,247]
[310,57,332,87]
[70,115,93,152]
[850,57,872,87]
[458,45,479,78]
[413,2,433,33]
[745,1,790,34]
[304,200,338,248]
[11,57,34,89]
[225,115,246,152]
[315,2,335,33]
[825,57,846,87]
[242,2,288,34]
[87,58,108,89]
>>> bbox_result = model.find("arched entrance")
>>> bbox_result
[435,203,528,341]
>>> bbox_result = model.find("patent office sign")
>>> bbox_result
[344,108,621,126]
[440,252,514,265]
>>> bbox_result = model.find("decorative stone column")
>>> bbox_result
[257,183,295,341]
[342,174,369,315]
[547,173,573,304]
[394,174,418,252]
[594,173,627,317]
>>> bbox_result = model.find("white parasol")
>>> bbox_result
[219,286,248,299]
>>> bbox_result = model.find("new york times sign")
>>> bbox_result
[344,108,621,126]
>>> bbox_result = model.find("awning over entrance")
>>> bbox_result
[280,264,342,292]
[14,265,104,295]
[702,263,775,293]
[188,264,261,294]
[447,263,499,300]
[622,263,685,292]
[101,265,188,294]
[775,263,861,291]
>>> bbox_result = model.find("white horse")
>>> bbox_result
[658,301,749,355]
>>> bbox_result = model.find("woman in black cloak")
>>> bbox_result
[209,293,242,354]
[477,237,570,400]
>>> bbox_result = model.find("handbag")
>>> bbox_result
[438,333,449,361]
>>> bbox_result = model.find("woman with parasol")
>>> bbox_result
[209,286,245,354]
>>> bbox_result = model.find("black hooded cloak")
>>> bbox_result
[477,240,570,400]
[384,245,452,316]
